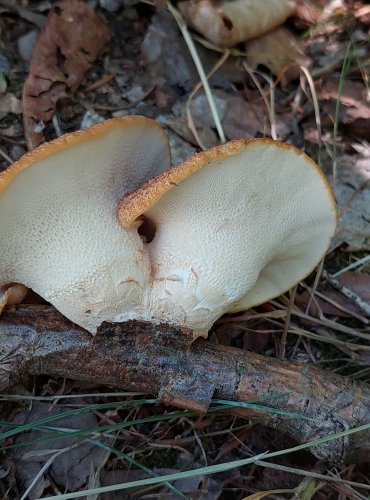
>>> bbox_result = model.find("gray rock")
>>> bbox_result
[0,52,11,73]
[18,30,39,62]
[80,109,105,129]
[99,0,123,12]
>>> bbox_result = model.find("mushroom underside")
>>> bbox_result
[0,125,337,334]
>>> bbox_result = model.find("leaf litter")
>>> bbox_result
[22,0,110,150]
[10,401,107,499]
[0,0,370,498]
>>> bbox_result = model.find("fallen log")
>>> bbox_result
[1,304,370,465]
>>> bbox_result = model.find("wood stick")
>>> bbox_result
[1,305,370,465]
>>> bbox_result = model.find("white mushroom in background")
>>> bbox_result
[178,0,297,48]
[0,116,171,333]
[118,138,337,334]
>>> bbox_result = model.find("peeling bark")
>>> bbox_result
[1,305,370,465]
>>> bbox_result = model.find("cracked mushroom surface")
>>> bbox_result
[0,116,171,333]
[118,138,337,332]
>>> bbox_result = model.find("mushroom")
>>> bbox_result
[0,116,171,333]
[118,138,337,333]
[178,0,297,48]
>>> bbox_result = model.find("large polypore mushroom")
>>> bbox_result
[0,118,337,336]
[118,138,337,332]
[0,116,171,333]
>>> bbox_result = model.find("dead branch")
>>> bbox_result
[1,305,370,465]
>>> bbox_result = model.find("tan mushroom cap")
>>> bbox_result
[0,116,171,333]
[118,139,337,330]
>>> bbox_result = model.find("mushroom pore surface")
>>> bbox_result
[0,116,171,333]
[0,121,337,335]
[117,139,337,331]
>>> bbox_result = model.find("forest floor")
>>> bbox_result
[0,0,370,498]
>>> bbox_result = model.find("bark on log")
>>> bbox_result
[1,304,370,465]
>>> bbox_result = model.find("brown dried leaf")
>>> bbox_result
[245,26,312,86]
[0,93,22,116]
[336,184,370,251]
[304,110,370,251]
[22,0,111,150]
[178,0,297,48]
[338,272,370,306]
[334,151,370,251]
[320,79,370,141]
[221,94,292,139]
[296,289,364,317]
[12,401,107,498]
[101,468,222,499]
[212,425,254,462]
[292,0,325,27]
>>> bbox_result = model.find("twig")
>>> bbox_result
[1,305,370,465]
[52,114,63,138]
[0,147,13,164]
[323,271,370,317]
[305,259,324,316]
[167,1,226,144]
[333,42,353,191]
[186,50,230,150]
[300,66,322,150]
[254,460,370,491]
[332,254,370,278]
[278,284,297,360]
[242,61,277,139]
[304,285,369,325]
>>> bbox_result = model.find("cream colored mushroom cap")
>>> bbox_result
[118,139,337,329]
[0,116,171,333]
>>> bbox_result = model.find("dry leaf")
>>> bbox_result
[0,93,22,116]
[334,151,370,251]
[320,78,370,141]
[22,0,111,150]
[12,401,107,499]
[292,0,325,27]
[245,26,311,86]
[335,183,370,250]
[178,0,297,48]
[338,272,370,306]
[101,468,222,499]
[221,94,292,139]
[296,289,364,317]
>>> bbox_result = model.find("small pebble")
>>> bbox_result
[18,31,39,63]
[0,53,11,73]
[80,109,105,129]
[99,0,123,12]
[11,145,27,161]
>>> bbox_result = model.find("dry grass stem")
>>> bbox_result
[333,254,370,277]
[0,147,13,164]
[255,461,370,491]
[305,259,325,315]
[278,284,298,360]
[167,1,226,143]
[186,50,230,149]
[323,271,370,317]
[242,61,277,139]
[308,287,369,325]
